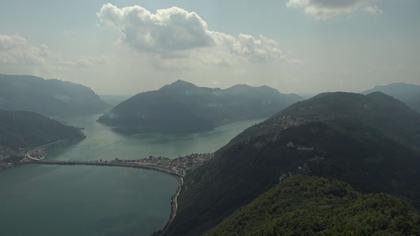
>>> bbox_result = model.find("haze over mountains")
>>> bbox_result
[162,92,420,235]
[365,83,420,112]
[0,74,108,117]
[98,80,301,133]
[0,74,102,167]
[2,1,420,235]
[1,72,420,235]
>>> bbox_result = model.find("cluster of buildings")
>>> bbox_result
[169,153,214,175]
[0,145,23,169]
[118,153,214,177]
[24,148,47,161]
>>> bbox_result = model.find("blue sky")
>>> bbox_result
[0,0,419,95]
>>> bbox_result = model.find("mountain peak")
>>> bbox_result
[312,91,364,99]
[162,80,197,90]
[158,80,200,93]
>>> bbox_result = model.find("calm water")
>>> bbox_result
[0,115,261,236]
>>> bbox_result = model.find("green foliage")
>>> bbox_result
[206,176,420,236]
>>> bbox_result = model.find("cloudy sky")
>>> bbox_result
[0,0,419,95]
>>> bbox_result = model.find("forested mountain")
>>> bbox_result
[162,92,420,235]
[98,80,301,133]
[0,74,108,117]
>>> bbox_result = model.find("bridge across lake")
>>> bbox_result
[23,159,183,177]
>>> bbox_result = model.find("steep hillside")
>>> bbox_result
[0,74,108,117]
[162,92,420,235]
[364,83,420,112]
[98,80,301,133]
[206,176,420,236]
[236,92,420,151]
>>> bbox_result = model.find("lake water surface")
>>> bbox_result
[0,115,261,236]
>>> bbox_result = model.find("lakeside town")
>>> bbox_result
[0,145,48,170]
[117,153,214,177]
[1,143,215,235]
[21,153,214,177]
[1,140,214,178]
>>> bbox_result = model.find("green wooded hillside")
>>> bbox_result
[207,176,420,236]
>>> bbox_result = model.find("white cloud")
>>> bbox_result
[97,3,289,64]
[0,34,49,65]
[0,33,109,82]
[286,0,383,19]
[97,4,214,52]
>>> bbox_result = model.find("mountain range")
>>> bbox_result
[162,91,420,235]
[0,74,108,117]
[1,73,420,234]
[98,80,301,133]
[364,83,420,112]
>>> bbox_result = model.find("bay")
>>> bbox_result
[0,115,261,236]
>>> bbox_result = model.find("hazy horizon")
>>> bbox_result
[1,0,419,95]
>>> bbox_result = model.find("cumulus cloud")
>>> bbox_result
[286,0,383,19]
[98,4,214,52]
[0,33,108,77]
[0,34,49,65]
[97,3,288,64]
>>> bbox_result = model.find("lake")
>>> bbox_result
[0,115,261,236]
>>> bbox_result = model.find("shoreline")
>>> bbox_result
[12,158,185,236]
[21,158,185,236]
[5,153,213,236]
[158,175,184,235]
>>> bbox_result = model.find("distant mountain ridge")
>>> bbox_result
[162,91,420,235]
[364,83,420,112]
[98,80,301,133]
[0,74,108,117]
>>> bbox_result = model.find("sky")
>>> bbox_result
[0,0,419,95]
